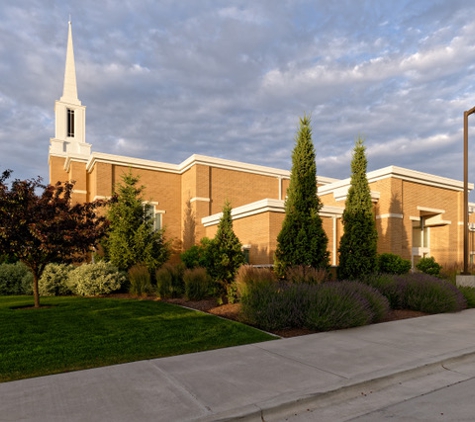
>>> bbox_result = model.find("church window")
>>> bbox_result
[67,109,75,137]
[144,202,164,231]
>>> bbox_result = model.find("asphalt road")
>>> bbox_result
[272,355,475,422]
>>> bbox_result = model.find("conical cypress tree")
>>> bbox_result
[208,200,244,285]
[274,115,329,276]
[103,170,170,272]
[338,137,378,280]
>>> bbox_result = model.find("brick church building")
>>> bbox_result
[49,23,475,269]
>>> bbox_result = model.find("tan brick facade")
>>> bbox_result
[49,22,475,270]
[48,150,475,269]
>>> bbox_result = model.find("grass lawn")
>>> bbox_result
[0,296,276,383]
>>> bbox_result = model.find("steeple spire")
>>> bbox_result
[60,20,81,105]
[49,20,90,158]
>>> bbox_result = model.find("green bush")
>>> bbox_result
[68,262,125,296]
[235,265,277,299]
[377,253,411,275]
[240,279,388,332]
[181,239,213,269]
[240,281,312,330]
[184,267,213,301]
[346,281,390,323]
[364,273,466,313]
[128,264,152,296]
[155,264,185,299]
[305,283,374,331]
[400,273,466,313]
[285,265,329,284]
[362,273,405,309]
[416,257,442,276]
[458,286,475,308]
[38,263,73,296]
[0,262,33,295]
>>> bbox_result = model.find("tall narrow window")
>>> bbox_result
[67,108,75,137]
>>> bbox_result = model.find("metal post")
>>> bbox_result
[463,107,475,274]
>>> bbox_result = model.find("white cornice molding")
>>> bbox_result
[201,199,344,226]
[63,155,89,172]
[202,198,285,226]
[319,165,473,196]
[180,154,292,178]
[190,197,211,203]
[85,151,339,184]
[376,213,404,220]
[331,186,380,203]
[86,152,180,173]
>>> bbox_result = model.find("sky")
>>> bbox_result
[2,0,475,194]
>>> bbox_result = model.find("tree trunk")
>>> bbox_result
[33,273,40,308]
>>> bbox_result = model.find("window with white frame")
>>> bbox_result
[144,202,164,231]
[67,108,75,137]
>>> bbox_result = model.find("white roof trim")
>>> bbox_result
[202,199,344,226]
[376,213,404,220]
[331,186,380,203]
[84,152,340,184]
[86,152,179,173]
[417,206,445,214]
[190,197,211,203]
[319,165,473,195]
[202,199,285,227]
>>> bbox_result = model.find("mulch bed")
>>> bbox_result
[163,297,429,338]
[105,294,428,338]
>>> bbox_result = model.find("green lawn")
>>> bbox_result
[0,296,276,382]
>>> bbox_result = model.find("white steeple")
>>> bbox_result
[61,21,81,105]
[49,20,90,157]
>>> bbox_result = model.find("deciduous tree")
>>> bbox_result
[0,170,109,307]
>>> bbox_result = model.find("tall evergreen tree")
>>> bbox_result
[207,201,244,286]
[338,137,378,280]
[102,170,170,272]
[274,115,329,276]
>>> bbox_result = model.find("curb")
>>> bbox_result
[194,349,475,421]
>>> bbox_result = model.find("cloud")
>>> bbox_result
[2,0,475,200]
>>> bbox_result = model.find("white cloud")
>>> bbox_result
[2,0,475,199]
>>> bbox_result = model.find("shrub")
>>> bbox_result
[439,261,463,283]
[240,279,388,331]
[184,267,213,301]
[240,281,314,330]
[416,257,442,277]
[181,239,214,269]
[155,264,185,299]
[68,261,125,296]
[38,263,73,296]
[362,273,405,309]
[235,265,277,299]
[344,281,390,323]
[0,262,33,295]
[285,265,329,284]
[394,273,466,313]
[377,253,411,275]
[458,286,475,308]
[128,264,152,296]
[305,282,374,331]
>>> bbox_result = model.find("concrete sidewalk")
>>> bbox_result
[2,310,475,422]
